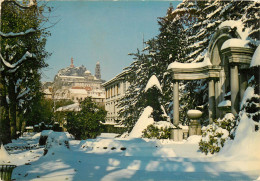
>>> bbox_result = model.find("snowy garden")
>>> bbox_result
[1,0,260,180]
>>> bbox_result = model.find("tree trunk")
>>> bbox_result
[0,106,11,144]
[9,79,17,139]
[0,81,11,144]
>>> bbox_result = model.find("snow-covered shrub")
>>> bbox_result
[199,113,236,155]
[239,77,260,127]
[142,121,174,139]
[44,132,69,155]
[39,130,53,146]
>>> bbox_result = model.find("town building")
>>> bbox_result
[102,71,130,125]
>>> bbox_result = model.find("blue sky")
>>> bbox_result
[41,1,180,82]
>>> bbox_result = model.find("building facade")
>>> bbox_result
[102,71,130,124]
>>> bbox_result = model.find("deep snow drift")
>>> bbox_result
[0,129,259,181]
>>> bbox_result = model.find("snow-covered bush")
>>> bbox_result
[44,132,69,155]
[199,113,236,155]
[39,130,53,146]
[142,121,174,139]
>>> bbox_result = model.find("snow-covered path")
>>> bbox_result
[3,133,260,181]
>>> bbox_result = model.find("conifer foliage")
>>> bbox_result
[118,4,186,131]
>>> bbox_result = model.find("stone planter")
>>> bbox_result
[187,109,203,119]
[187,109,202,136]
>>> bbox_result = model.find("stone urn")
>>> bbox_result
[187,109,202,136]
[187,109,203,119]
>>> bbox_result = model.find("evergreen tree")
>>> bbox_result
[144,75,167,122]
[118,4,186,131]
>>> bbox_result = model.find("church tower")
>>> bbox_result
[95,61,101,79]
[70,57,75,68]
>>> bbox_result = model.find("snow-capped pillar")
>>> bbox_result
[173,80,179,126]
[230,65,240,116]
[221,46,254,116]
[208,78,216,124]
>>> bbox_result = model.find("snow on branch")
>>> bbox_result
[0,51,35,71]
[1,0,36,10]
[145,75,162,93]
[0,28,36,38]
[17,88,31,100]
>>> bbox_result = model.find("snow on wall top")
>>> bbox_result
[221,39,250,50]
[168,56,212,70]
[144,75,162,93]
[250,45,260,67]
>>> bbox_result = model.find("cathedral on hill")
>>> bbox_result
[43,58,106,106]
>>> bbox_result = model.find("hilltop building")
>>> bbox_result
[43,58,106,106]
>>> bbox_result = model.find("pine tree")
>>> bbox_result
[144,75,167,122]
[118,4,187,130]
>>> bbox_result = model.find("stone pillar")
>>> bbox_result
[221,46,254,115]
[208,79,216,124]
[230,65,240,116]
[239,70,248,103]
[173,81,179,126]
[214,80,220,118]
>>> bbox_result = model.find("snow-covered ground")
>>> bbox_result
[1,132,259,181]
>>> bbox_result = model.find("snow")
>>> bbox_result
[221,38,250,50]
[0,51,34,71]
[218,100,231,107]
[45,132,69,150]
[0,144,11,163]
[218,20,250,40]
[0,28,36,37]
[56,103,81,112]
[40,130,53,137]
[168,55,212,70]
[250,45,260,67]
[186,135,202,144]
[240,86,255,110]
[128,106,154,138]
[0,131,257,180]
[178,124,189,130]
[218,111,260,161]
[144,75,162,93]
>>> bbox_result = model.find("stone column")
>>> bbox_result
[208,79,216,124]
[214,80,220,118]
[173,81,179,126]
[239,70,248,103]
[230,65,240,116]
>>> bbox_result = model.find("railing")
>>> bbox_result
[0,165,16,181]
